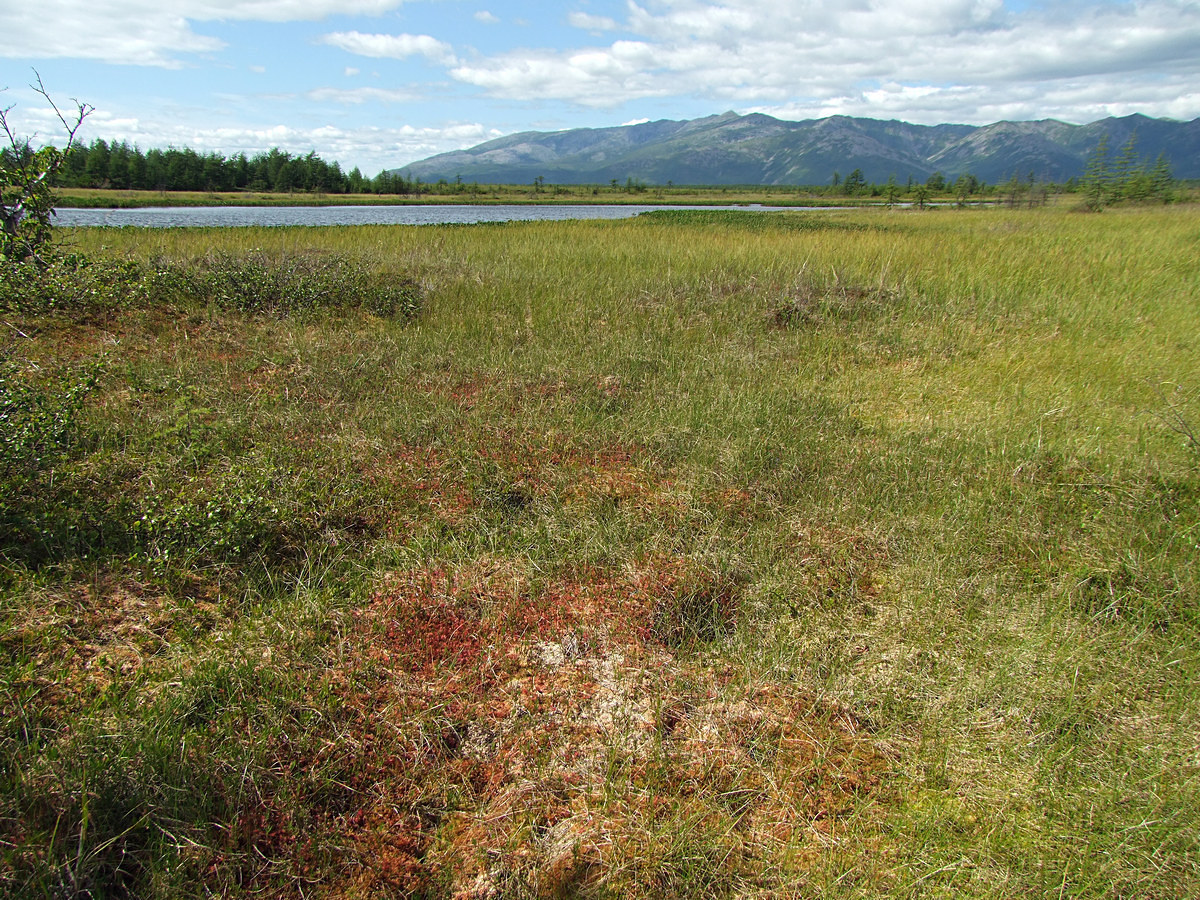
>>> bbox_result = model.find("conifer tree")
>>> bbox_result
[1083,134,1110,211]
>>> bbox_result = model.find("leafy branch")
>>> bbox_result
[1,71,93,263]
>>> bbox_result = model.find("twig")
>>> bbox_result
[1148,381,1199,455]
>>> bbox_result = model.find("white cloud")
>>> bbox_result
[344,67,360,77]
[0,0,408,66]
[448,0,1200,122]
[322,31,458,65]
[306,86,420,103]
[474,10,499,24]
[567,12,620,32]
[44,107,501,172]
[451,39,671,108]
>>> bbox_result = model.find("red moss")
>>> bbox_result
[206,561,891,897]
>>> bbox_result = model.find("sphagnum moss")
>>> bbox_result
[0,205,1196,897]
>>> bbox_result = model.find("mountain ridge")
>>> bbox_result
[395,112,1200,185]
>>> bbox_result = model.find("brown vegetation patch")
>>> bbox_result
[416,374,573,413]
[249,559,891,897]
[358,445,476,525]
[792,524,891,608]
[425,374,500,411]
[770,277,899,330]
[470,425,676,518]
[1,574,192,715]
[632,556,743,647]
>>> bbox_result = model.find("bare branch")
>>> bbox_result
[30,71,93,153]
[1,92,21,154]
[1,72,93,262]
[1148,381,1200,456]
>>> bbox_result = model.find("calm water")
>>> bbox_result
[52,204,794,228]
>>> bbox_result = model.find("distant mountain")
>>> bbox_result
[395,111,1200,186]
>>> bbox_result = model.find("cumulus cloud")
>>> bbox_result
[567,12,621,32]
[450,0,1200,122]
[0,0,408,66]
[474,10,500,24]
[322,31,458,65]
[451,40,672,107]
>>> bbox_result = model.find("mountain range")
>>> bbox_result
[395,111,1200,186]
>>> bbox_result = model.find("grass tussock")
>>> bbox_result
[769,272,900,330]
[1,206,1198,897]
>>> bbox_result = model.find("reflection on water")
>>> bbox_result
[52,204,798,228]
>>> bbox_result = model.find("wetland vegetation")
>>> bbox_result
[1,205,1198,897]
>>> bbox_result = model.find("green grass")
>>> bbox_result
[2,205,1198,897]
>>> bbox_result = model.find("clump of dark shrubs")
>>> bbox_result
[153,250,422,318]
[0,253,148,315]
[1,249,423,320]
[0,352,102,555]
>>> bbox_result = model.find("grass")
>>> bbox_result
[1,204,1198,897]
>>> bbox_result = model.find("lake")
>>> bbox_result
[52,204,798,228]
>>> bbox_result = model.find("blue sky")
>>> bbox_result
[3,0,1199,175]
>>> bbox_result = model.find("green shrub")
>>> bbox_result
[0,250,422,320]
[0,354,104,561]
[0,354,98,490]
[0,254,147,314]
[131,467,298,572]
[151,250,422,318]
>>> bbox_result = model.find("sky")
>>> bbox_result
[3,0,1199,176]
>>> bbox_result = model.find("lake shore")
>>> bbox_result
[53,185,898,209]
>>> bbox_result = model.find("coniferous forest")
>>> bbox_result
[46,140,416,194]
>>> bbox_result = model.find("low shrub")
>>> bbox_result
[0,254,147,314]
[0,250,422,320]
[0,353,99,498]
[770,274,898,328]
[151,250,422,318]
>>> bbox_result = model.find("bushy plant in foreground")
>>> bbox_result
[2,249,423,320]
[1,74,92,264]
[0,353,104,563]
[0,353,98,499]
[0,253,147,314]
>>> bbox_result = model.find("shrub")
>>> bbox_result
[0,353,101,559]
[0,353,98,490]
[152,250,422,319]
[0,250,423,320]
[0,253,147,314]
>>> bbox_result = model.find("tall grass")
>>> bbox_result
[2,205,1197,897]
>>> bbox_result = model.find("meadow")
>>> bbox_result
[1,205,1197,897]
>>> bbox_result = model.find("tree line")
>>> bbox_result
[20,139,423,195]
[1082,132,1176,210]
